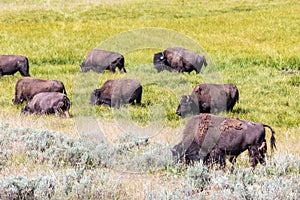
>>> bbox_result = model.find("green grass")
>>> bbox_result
[0,0,299,198]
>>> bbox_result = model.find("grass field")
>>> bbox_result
[0,0,299,199]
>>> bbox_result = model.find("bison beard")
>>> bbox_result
[172,114,276,169]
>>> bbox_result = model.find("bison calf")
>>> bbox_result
[176,84,239,117]
[13,77,67,104]
[172,114,276,169]
[0,55,30,77]
[21,92,71,118]
[80,49,126,73]
[90,79,142,108]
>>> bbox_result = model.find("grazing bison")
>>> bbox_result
[0,55,30,77]
[176,84,239,117]
[21,92,70,117]
[80,49,126,73]
[13,77,67,104]
[90,79,142,108]
[172,114,276,169]
[153,46,207,73]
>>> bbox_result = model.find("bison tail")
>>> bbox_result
[61,82,67,95]
[263,124,276,153]
[203,56,208,67]
[63,88,67,95]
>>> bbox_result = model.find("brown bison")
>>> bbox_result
[80,49,126,73]
[172,114,276,169]
[176,84,239,117]
[153,46,207,73]
[90,79,142,108]
[13,77,67,104]
[0,55,30,77]
[21,92,70,117]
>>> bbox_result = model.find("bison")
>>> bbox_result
[13,77,67,104]
[176,84,239,117]
[0,55,30,77]
[172,114,276,169]
[153,46,207,73]
[90,79,142,108]
[80,49,126,73]
[21,92,70,117]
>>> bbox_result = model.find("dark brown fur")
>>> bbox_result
[163,46,207,73]
[80,49,126,73]
[0,55,30,77]
[176,84,239,117]
[172,114,276,169]
[13,77,67,104]
[90,79,142,108]
[21,92,70,117]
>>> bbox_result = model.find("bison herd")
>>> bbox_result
[0,46,276,170]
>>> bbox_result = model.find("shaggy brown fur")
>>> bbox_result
[172,114,276,169]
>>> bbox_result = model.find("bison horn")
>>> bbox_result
[160,52,165,60]
[186,95,190,102]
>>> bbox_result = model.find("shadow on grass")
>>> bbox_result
[231,107,251,114]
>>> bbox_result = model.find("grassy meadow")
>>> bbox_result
[0,0,299,199]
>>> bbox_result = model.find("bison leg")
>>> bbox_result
[19,67,30,77]
[258,140,267,165]
[54,101,65,117]
[64,111,71,118]
[208,149,226,169]
[54,109,62,117]
[109,64,116,73]
[248,146,260,168]
[229,156,237,172]
[135,89,142,105]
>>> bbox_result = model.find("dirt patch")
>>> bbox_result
[220,117,243,132]
[194,114,212,144]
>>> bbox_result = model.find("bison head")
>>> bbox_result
[90,89,111,106]
[171,142,185,164]
[176,95,199,117]
[90,89,101,105]
[21,106,30,115]
[153,52,174,72]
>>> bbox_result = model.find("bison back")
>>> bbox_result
[81,49,123,73]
